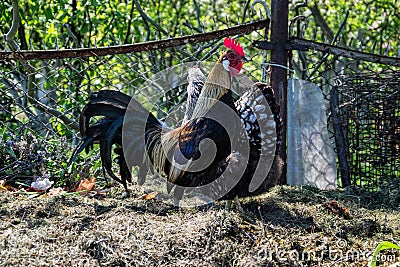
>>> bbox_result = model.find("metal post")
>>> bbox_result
[270,0,289,184]
[330,86,351,187]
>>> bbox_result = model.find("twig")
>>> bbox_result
[29,94,79,130]
[309,5,334,41]
[63,24,80,48]
[124,0,136,44]
[193,0,203,33]
[0,161,18,174]
[199,39,224,61]
[5,0,20,51]
[0,77,45,132]
[307,11,349,79]
[182,21,202,34]
[239,227,256,243]
[133,0,168,36]
[257,206,265,236]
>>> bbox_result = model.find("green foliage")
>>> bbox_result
[0,124,103,188]
[291,0,400,56]
[0,127,63,186]
[369,241,400,267]
[0,0,251,50]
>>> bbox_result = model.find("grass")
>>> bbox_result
[0,181,400,266]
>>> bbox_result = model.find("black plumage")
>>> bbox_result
[70,39,282,206]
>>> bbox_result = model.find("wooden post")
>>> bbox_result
[270,0,289,184]
[330,86,351,187]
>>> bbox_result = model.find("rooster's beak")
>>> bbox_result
[241,57,250,62]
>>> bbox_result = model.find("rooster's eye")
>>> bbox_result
[228,53,235,59]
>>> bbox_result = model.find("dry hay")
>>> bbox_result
[1,182,400,266]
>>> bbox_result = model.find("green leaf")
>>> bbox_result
[6,147,16,158]
[44,7,54,19]
[57,12,68,22]
[369,241,400,267]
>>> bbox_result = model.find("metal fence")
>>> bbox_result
[1,1,400,191]
[0,20,269,187]
[333,70,400,190]
[289,30,400,190]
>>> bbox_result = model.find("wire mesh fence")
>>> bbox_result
[334,69,400,190]
[290,29,400,190]
[0,20,269,188]
[1,0,400,192]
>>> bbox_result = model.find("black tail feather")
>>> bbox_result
[93,90,132,106]
[80,104,126,134]
[68,136,94,166]
[79,90,131,137]
[69,118,115,165]
[113,146,131,191]
[100,116,124,182]
[71,89,164,193]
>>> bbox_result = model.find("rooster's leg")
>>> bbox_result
[173,186,184,210]
[225,200,232,210]
[121,188,130,198]
[173,197,180,210]
[234,195,244,213]
[225,196,244,213]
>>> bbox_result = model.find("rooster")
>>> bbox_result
[71,38,248,202]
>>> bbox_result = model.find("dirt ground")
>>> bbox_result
[1,182,400,267]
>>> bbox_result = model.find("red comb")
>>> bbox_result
[223,38,244,57]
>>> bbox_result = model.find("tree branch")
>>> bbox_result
[30,96,79,131]
[5,0,20,51]
[133,0,169,37]
[193,0,203,33]
[124,0,136,44]
[63,24,80,48]
[309,4,334,41]
[1,77,47,132]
